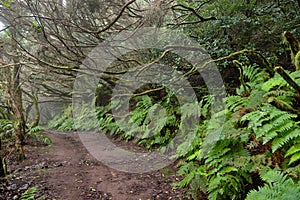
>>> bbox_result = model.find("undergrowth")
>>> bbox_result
[48,57,300,199]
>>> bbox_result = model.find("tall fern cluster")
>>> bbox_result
[48,104,102,131]
[174,62,300,199]
[246,169,300,200]
[97,89,182,150]
[48,88,182,151]
[48,106,74,131]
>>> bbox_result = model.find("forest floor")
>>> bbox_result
[0,130,191,200]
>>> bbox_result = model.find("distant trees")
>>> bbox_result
[0,0,175,160]
[0,0,156,102]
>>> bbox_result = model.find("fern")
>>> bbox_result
[225,90,267,113]
[176,119,252,200]
[235,64,268,95]
[204,139,251,200]
[263,90,295,106]
[243,65,268,84]
[0,119,13,138]
[175,162,207,199]
[57,118,74,131]
[246,169,300,200]
[27,126,51,145]
[285,136,300,165]
[96,106,122,137]
[241,104,300,152]
[174,58,300,199]
[198,95,214,118]
[20,186,38,200]
[73,104,100,131]
[225,95,246,112]
[176,123,205,159]
[48,106,75,131]
[262,71,300,92]
[124,92,181,148]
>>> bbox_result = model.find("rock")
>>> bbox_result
[13,168,22,173]
[19,183,29,191]
[56,163,63,167]
[11,184,17,190]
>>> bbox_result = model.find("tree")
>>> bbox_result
[0,34,27,160]
[0,0,171,160]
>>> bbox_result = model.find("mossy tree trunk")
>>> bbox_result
[4,30,27,161]
[11,65,26,161]
[3,60,26,161]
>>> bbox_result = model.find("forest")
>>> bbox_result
[1,0,300,199]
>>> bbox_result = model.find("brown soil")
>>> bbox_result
[0,130,190,200]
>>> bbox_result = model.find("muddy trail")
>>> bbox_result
[0,131,190,200]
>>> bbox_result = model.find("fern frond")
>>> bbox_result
[242,104,299,153]
[198,95,214,118]
[272,129,300,152]
[260,169,288,184]
[246,169,300,200]
[262,74,285,91]
[245,90,267,110]
[20,186,38,200]
[236,64,268,95]
[243,65,266,83]
[262,70,300,92]
[241,109,268,132]
[225,95,246,112]
[285,141,300,165]
[263,90,295,106]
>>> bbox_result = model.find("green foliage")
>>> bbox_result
[27,126,51,145]
[262,71,300,92]
[246,169,300,200]
[176,0,299,70]
[48,106,74,131]
[205,139,250,200]
[241,104,300,153]
[134,92,181,149]
[175,94,252,199]
[20,186,38,200]
[48,103,104,132]
[0,119,14,138]
[98,90,182,150]
[73,104,101,131]
[176,161,207,199]
[0,0,13,7]
[285,138,300,166]
[235,64,269,95]
[31,21,42,33]
[96,105,122,136]
[174,59,300,199]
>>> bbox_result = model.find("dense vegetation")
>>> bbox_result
[1,0,300,199]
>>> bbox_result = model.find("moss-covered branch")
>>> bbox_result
[274,66,300,94]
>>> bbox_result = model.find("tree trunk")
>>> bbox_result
[23,90,40,127]
[12,64,26,161]
[3,60,26,161]
[9,29,27,161]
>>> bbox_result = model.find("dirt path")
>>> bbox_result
[0,131,189,200]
